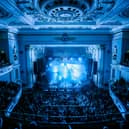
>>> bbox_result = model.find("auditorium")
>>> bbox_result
[0,0,129,129]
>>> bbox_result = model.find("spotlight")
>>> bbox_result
[48,57,52,60]
[67,64,71,68]
[61,63,64,66]
[62,66,68,79]
[53,66,58,72]
[73,70,80,78]
[49,63,52,66]
[78,57,83,62]
[59,76,62,80]
[70,57,73,61]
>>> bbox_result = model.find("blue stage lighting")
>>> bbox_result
[78,57,83,62]
[66,64,71,69]
[70,57,73,61]
[62,65,68,79]
[61,63,64,66]
[53,66,58,72]
[46,58,87,87]
[49,63,52,66]
[48,57,52,60]
[73,69,80,78]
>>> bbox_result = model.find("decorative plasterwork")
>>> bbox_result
[0,6,12,19]
[0,0,129,30]
[101,21,122,25]
[55,33,75,42]
[119,5,129,18]
[16,0,115,23]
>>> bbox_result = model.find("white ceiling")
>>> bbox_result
[0,0,129,30]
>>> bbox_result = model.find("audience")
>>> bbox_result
[1,81,128,128]
[111,78,129,110]
[0,81,20,112]
[12,84,122,124]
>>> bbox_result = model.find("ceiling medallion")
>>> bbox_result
[48,6,83,21]
[40,0,93,22]
[0,6,12,19]
[59,12,73,18]
[119,6,129,18]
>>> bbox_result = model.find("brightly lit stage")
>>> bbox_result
[30,45,98,89]
[46,56,88,88]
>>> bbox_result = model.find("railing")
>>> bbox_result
[0,65,13,77]
[109,84,129,120]
[4,85,22,117]
[0,109,124,124]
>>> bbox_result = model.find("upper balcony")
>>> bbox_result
[0,65,13,77]
[110,78,129,120]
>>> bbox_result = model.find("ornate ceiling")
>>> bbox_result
[0,0,129,30]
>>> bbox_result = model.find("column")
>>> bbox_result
[97,45,105,88]
[25,46,33,88]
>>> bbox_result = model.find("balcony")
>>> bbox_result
[110,79,129,120]
[0,65,13,77]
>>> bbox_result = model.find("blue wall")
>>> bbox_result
[0,30,20,82]
[18,29,112,88]
[111,29,129,82]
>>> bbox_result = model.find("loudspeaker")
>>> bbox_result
[33,58,45,74]
[37,59,42,72]
[93,61,97,74]
[39,58,46,72]
[33,61,38,74]
[124,52,129,62]
[88,59,93,76]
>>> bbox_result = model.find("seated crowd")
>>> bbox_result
[111,78,129,110]
[0,81,20,113]
[11,83,122,125]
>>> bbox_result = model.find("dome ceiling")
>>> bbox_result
[16,0,115,23]
[36,0,95,22]
[0,0,129,30]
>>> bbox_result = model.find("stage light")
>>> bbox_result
[78,57,83,62]
[73,69,81,78]
[70,57,73,61]
[66,64,71,69]
[53,66,58,72]
[61,63,64,66]
[62,65,68,79]
[49,63,52,66]
[48,57,52,60]
[59,76,62,80]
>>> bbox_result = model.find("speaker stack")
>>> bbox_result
[93,61,97,75]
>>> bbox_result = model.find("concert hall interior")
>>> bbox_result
[0,0,129,129]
